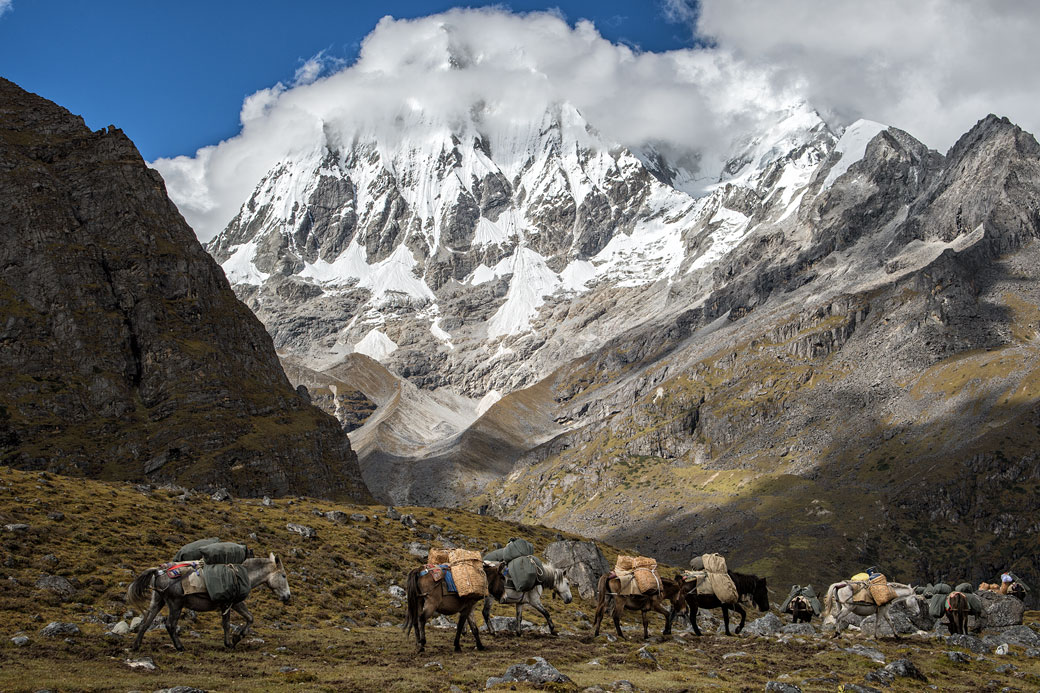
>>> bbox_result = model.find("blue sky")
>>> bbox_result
[0,1,697,161]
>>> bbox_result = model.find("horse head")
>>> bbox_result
[551,565,573,604]
[752,576,770,612]
[266,553,292,605]
[483,560,506,600]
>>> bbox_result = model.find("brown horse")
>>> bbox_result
[944,591,972,635]
[592,574,685,640]
[682,571,770,636]
[404,561,506,652]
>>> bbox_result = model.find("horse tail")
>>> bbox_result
[403,569,421,636]
[594,573,610,611]
[126,568,158,613]
[821,583,838,624]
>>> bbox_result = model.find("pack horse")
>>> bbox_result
[126,554,291,651]
[481,560,573,635]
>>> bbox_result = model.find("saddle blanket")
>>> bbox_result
[182,570,207,595]
[420,564,459,594]
[161,561,202,579]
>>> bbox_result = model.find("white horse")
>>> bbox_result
[481,560,572,635]
[822,580,918,639]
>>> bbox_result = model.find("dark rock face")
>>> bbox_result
[0,78,370,502]
[543,540,611,600]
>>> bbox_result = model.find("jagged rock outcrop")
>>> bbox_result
[0,78,370,501]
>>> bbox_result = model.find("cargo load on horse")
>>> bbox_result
[613,554,661,595]
[781,584,822,622]
[921,582,982,619]
[684,553,739,605]
[448,548,487,598]
[483,539,543,593]
[979,571,1030,601]
[173,538,252,564]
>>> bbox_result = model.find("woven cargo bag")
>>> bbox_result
[615,555,636,572]
[631,556,661,593]
[448,549,487,597]
[868,574,895,605]
[428,547,450,565]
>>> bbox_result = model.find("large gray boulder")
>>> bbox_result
[485,656,572,688]
[859,609,916,636]
[978,590,1025,627]
[743,612,783,636]
[543,540,610,600]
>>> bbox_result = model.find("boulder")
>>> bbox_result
[742,612,782,636]
[486,656,572,688]
[543,540,610,600]
[859,608,916,636]
[780,623,816,636]
[482,616,536,633]
[843,645,886,663]
[945,651,970,663]
[984,625,1040,648]
[764,683,802,693]
[286,523,316,539]
[865,658,927,687]
[978,590,1025,627]
[40,622,79,637]
[945,633,988,654]
[11,636,28,646]
[34,575,75,600]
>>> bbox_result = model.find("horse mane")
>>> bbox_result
[729,571,761,594]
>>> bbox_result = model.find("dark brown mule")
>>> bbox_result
[404,561,506,652]
[944,591,972,635]
[788,595,814,623]
[683,571,769,636]
[592,574,685,640]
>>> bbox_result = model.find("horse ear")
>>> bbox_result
[269,552,276,564]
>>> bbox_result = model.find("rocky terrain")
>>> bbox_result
[209,103,1040,600]
[0,78,369,501]
[1,466,1038,692]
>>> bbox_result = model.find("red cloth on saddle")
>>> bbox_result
[160,561,200,579]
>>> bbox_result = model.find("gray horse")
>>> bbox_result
[481,560,572,636]
[126,554,291,651]
[822,580,918,638]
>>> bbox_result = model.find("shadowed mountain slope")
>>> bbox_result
[0,78,370,501]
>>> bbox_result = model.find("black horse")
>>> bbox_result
[683,571,769,635]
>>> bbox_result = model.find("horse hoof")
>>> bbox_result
[477,644,486,651]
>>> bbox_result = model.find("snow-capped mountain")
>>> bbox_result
[209,100,836,390]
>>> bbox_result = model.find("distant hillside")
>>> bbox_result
[0,78,368,501]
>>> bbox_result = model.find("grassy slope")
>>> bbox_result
[2,467,1038,692]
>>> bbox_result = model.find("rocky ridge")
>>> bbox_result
[0,78,370,501]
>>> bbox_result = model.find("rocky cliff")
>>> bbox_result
[0,78,370,502]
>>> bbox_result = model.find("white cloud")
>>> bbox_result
[154,4,1040,243]
[695,0,1040,151]
[0,0,13,18]
[154,8,796,242]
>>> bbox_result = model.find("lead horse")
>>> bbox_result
[126,554,291,651]
[822,581,918,638]
[683,571,769,636]
[404,561,506,652]
[481,560,572,636]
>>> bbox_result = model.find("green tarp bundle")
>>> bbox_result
[199,542,250,565]
[483,539,535,565]
[484,539,542,593]
[927,582,982,618]
[201,563,251,604]
[174,537,220,562]
[780,584,822,615]
[506,555,544,593]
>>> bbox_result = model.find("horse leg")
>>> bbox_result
[653,600,673,636]
[417,597,435,653]
[231,602,253,645]
[721,606,732,635]
[165,600,185,652]
[514,603,523,636]
[689,601,702,636]
[467,609,486,651]
[882,606,899,639]
[592,595,608,637]
[131,595,164,651]
[641,607,650,640]
[529,595,556,635]
[612,598,625,640]
[481,596,496,636]
[733,603,747,635]
[221,607,234,648]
